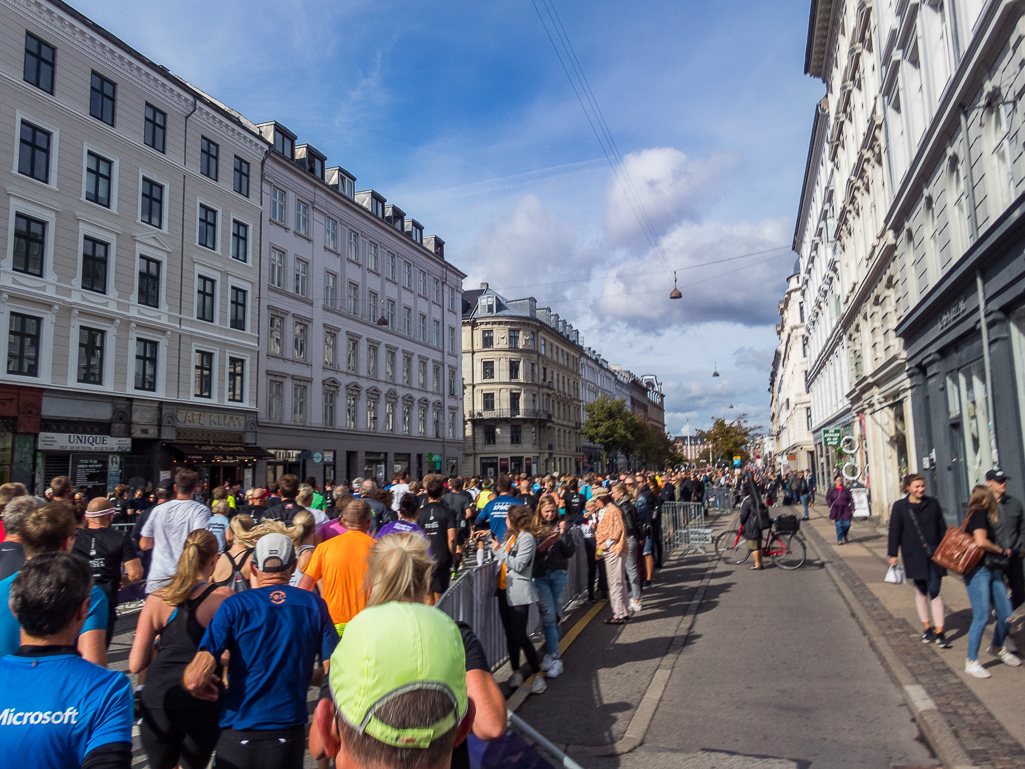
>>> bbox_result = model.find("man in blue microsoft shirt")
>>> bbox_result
[184,532,337,769]
[0,501,109,666]
[475,474,521,541]
[0,552,133,768]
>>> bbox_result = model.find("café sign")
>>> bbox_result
[175,409,246,430]
[38,433,132,452]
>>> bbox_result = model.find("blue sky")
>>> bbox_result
[75,0,824,435]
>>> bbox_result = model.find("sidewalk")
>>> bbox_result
[800,503,1025,769]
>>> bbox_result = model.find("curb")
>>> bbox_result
[802,522,978,769]
[563,552,718,757]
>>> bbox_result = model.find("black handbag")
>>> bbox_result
[985,552,1009,571]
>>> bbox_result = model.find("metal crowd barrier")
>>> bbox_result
[661,501,713,555]
[437,528,590,670]
[705,487,736,514]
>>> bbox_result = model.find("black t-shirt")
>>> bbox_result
[563,492,586,524]
[236,503,266,521]
[72,527,138,604]
[451,621,488,769]
[418,502,456,568]
[518,492,538,512]
[965,509,997,542]
[442,491,474,542]
[261,499,302,523]
[0,540,25,581]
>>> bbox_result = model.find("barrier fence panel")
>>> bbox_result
[661,501,713,556]
[706,487,735,514]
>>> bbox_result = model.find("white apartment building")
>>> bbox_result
[248,121,465,485]
[770,263,814,472]
[0,0,266,494]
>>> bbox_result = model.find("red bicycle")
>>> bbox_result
[714,519,806,570]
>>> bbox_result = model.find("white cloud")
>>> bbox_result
[603,148,734,245]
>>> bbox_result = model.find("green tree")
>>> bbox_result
[696,414,761,466]
[581,395,635,466]
[632,417,676,468]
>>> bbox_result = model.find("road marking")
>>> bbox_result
[904,684,937,711]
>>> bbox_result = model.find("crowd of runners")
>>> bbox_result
[0,466,728,769]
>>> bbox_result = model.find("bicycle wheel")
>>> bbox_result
[715,529,749,564]
[770,533,806,570]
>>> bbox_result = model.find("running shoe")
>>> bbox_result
[547,658,564,678]
[987,645,1022,666]
[964,660,991,678]
[921,627,936,644]
[530,675,547,694]
[541,654,554,672]
[933,631,952,648]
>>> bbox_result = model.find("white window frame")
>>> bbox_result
[270,186,287,224]
[294,257,309,297]
[81,143,120,213]
[230,216,253,263]
[294,320,308,361]
[136,168,170,233]
[325,271,338,307]
[387,252,397,281]
[195,198,222,254]
[227,278,253,333]
[368,241,379,273]
[348,230,360,263]
[269,247,285,288]
[5,193,59,286]
[188,344,218,403]
[295,198,309,236]
[74,220,119,301]
[225,351,251,406]
[325,217,338,251]
[13,111,60,190]
[2,301,56,384]
[127,325,168,398]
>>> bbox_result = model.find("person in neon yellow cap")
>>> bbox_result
[314,601,475,768]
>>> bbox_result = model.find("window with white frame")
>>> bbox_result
[294,321,307,360]
[368,344,378,378]
[325,272,337,307]
[348,230,360,263]
[269,316,283,355]
[231,220,248,262]
[386,350,395,382]
[433,278,440,303]
[271,187,286,223]
[403,261,412,289]
[325,331,337,367]
[387,300,396,329]
[324,389,336,427]
[402,403,411,434]
[432,364,440,393]
[270,248,284,288]
[227,357,245,403]
[86,151,113,207]
[448,369,456,396]
[367,290,378,323]
[294,258,308,296]
[325,218,338,250]
[448,411,456,439]
[348,282,360,316]
[402,355,411,385]
[432,320,440,347]
[268,380,283,421]
[192,350,212,397]
[367,398,378,431]
[403,307,412,336]
[347,337,359,373]
[418,406,426,436]
[368,242,379,272]
[387,252,396,281]
[418,314,427,341]
[386,401,395,432]
[433,410,440,438]
[293,383,307,425]
[418,360,427,389]
[448,286,456,311]
[418,270,427,296]
[295,199,309,236]
[448,326,455,352]
[346,393,358,429]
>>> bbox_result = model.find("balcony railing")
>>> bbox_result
[467,409,552,422]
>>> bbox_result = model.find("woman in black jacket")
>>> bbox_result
[887,473,950,647]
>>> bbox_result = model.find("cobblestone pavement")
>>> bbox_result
[800,517,1025,769]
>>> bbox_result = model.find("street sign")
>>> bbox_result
[823,428,842,447]
[732,456,741,467]
[312,452,323,463]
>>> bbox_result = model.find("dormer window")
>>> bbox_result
[275,132,294,160]
[405,219,424,244]
[311,155,324,179]
[372,197,384,218]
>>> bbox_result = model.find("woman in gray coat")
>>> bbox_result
[491,504,546,695]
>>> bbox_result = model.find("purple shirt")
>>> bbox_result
[317,519,347,541]
[376,520,433,557]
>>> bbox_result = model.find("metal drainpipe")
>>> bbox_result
[959,107,999,467]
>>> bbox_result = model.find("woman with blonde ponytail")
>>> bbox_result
[289,510,318,587]
[211,514,256,591]
[130,529,231,769]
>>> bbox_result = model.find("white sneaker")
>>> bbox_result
[628,599,642,613]
[965,660,991,678]
[530,675,547,694]
[547,658,564,678]
[508,672,524,688]
[541,654,554,672]
[1004,636,1018,654]
[996,647,1021,667]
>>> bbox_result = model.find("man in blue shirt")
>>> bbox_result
[0,552,132,768]
[0,501,108,666]
[475,474,522,542]
[184,533,337,769]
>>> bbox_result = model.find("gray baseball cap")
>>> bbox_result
[253,532,296,572]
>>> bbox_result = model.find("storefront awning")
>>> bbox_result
[167,443,274,462]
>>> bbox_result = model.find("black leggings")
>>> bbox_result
[584,536,598,599]
[213,725,306,769]
[140,703,222,769]
[913,563,943,600]
[497,589,540,675]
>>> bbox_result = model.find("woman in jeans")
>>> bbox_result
[887,474,950,647]
[492,504,547,695]
[963,485,1019,678]
[826,475,854,544]
[593,489,629,625]
[532,495,575,680]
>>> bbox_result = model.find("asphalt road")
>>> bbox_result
[517,543,938,769]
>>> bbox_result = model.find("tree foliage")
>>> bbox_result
[582,395,677,468]
[695,414,761,466]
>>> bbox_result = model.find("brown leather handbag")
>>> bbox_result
[932,513,984,576]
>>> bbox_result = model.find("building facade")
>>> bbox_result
[462,286,583,477]
[250,121,465,485]
[0,0,267,494]
[770,265,815,473]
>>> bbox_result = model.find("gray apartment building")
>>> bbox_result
[0,0,268,494]
[242,121,465,486]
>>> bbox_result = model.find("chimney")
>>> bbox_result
[480,282,488,290]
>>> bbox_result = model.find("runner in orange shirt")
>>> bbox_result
[298,499,375,634]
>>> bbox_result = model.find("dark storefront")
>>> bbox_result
[898,199,1025,522]
[0,385,41,489]
[165,406,266,494]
